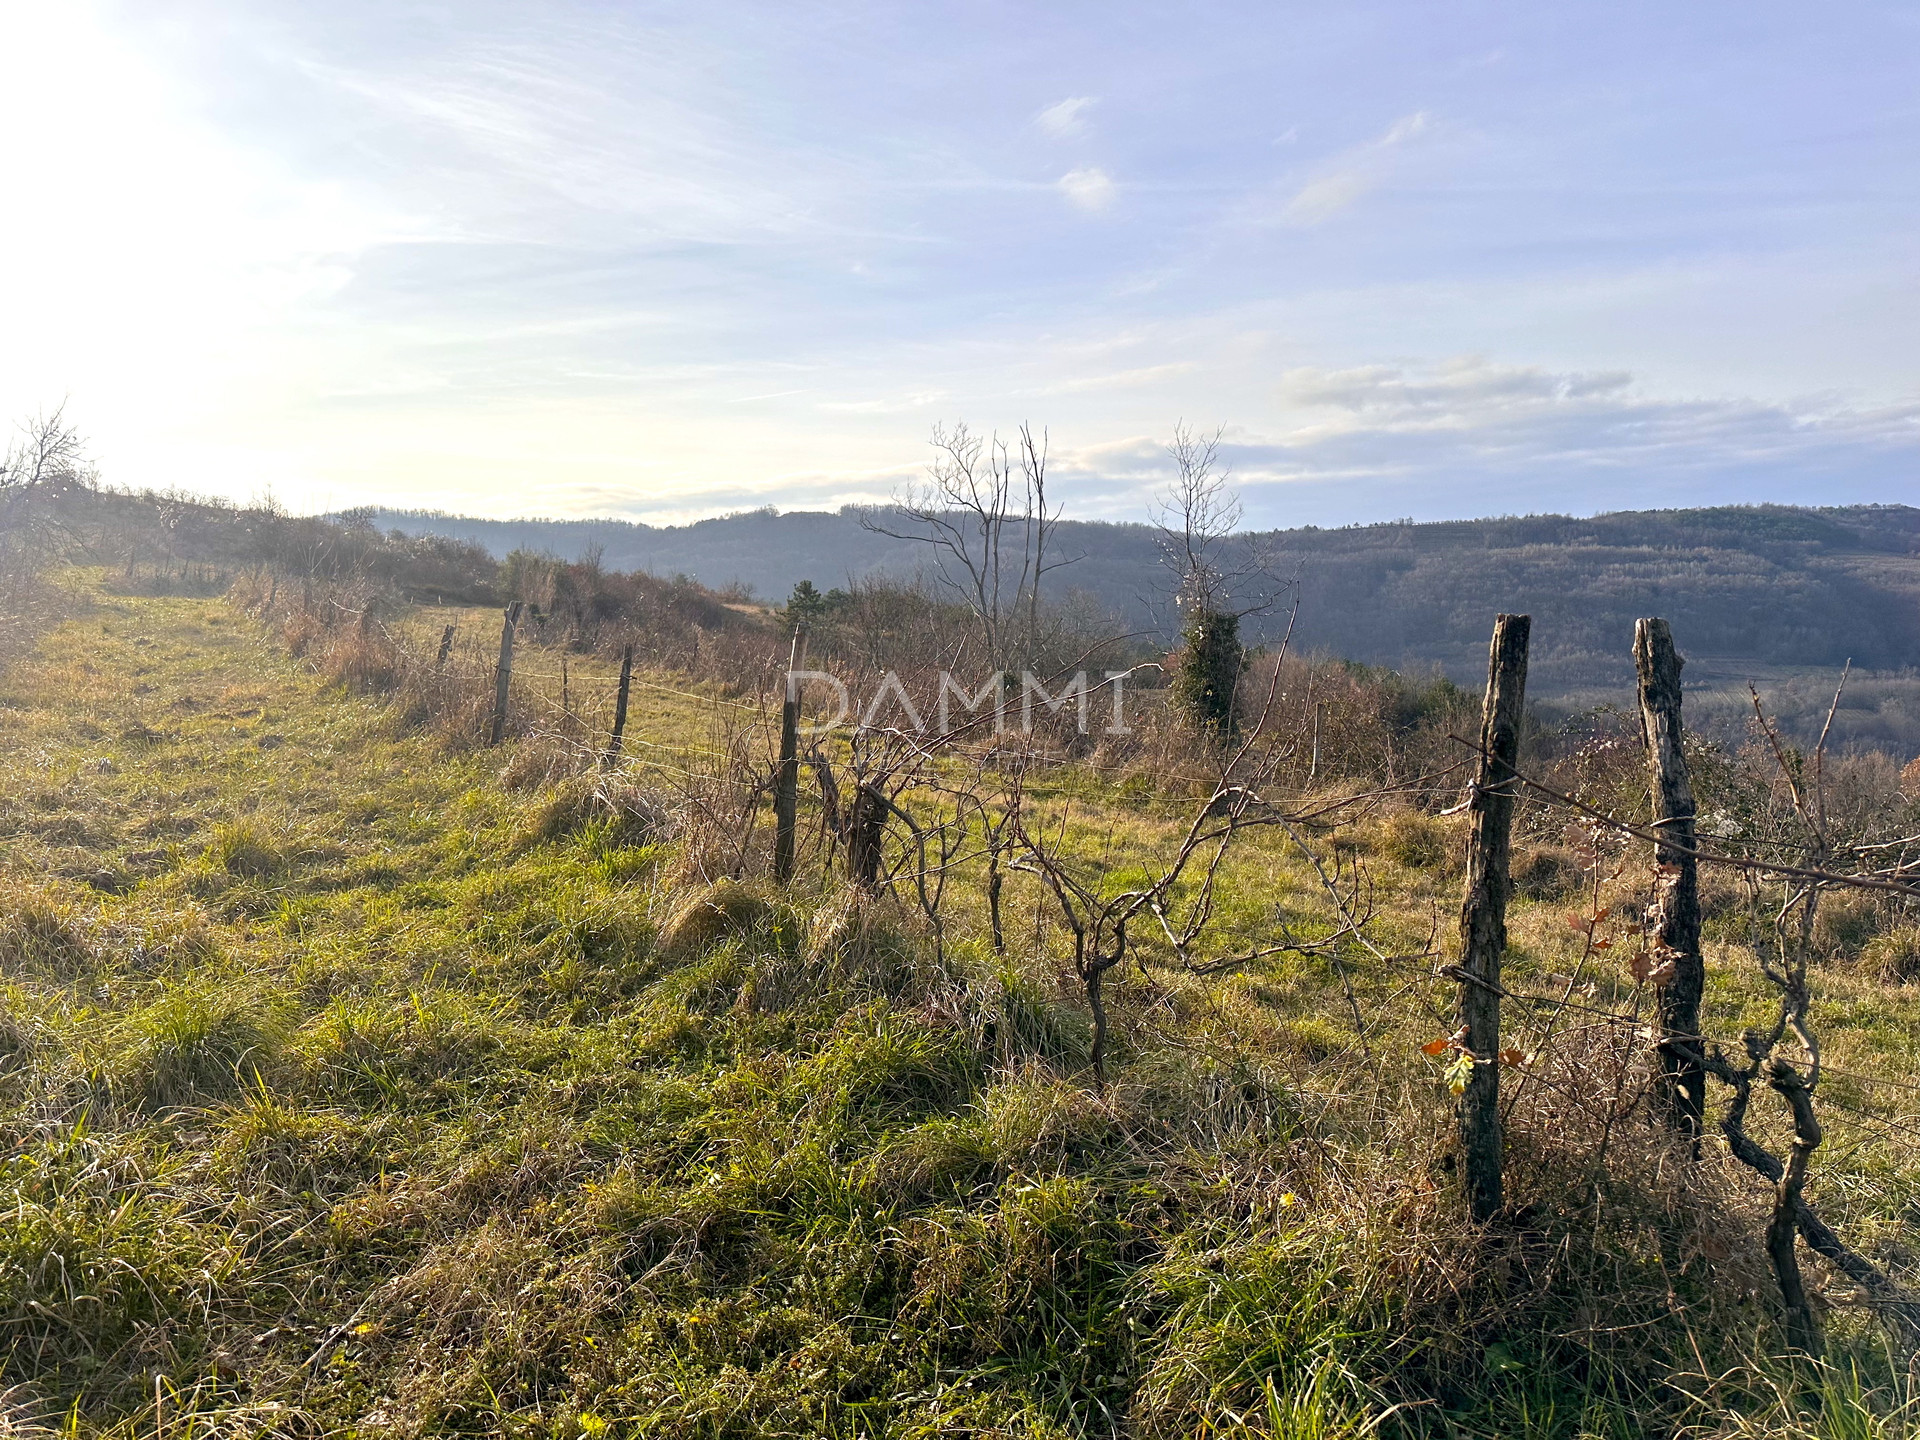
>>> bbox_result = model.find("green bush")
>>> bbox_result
[1171,608,1245,737]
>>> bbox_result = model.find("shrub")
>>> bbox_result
[1170,608,1244,737]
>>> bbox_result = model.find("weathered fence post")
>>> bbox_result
[773,626,807,883]
[604,643,634,767]
[1457,612,1530,1223]
[1634,617,1706,1143]
[489,601,524,747]
[435,624,455,670]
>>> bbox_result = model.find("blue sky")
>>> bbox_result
[3,1,1917,525]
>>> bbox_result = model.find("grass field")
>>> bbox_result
[3,575,1919,1437]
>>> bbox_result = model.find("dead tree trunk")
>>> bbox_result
[489,602,524,747]
[1457,613,1529,1223]
[604,643,634,767]
[773,628,805,882]
[1634,617,1706,1142]
[847,784,887,889]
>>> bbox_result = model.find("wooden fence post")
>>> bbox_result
[489,602,524,747]
[604,643,634,767]
[436,624,455,669]
[773,626,807,882]
[1634,617,1706,1143]
[1457,612,1530,1223]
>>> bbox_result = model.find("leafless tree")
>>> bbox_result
[1150,423,1281,736]
[862,421,1071,675]
[0,404,90,571]
[1151,422,1247,615]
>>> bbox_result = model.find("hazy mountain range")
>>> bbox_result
[358,502,1920,749]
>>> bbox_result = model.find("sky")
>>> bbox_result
[2,0,1917,527]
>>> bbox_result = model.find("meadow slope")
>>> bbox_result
[3,578,1919,1438]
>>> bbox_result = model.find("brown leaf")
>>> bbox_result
[1628,950,1654,985]
[1422,1037,1451,1057]
[1499,1048,1526,1067]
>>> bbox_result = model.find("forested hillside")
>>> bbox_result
[362,503,1920,697]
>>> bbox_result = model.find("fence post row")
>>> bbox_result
[1457,612,1530,1223]
[1634,617,1707,1143]
[773,626,806,883]
[604,644,635,768]
[489,601,524,747]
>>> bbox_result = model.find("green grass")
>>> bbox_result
[0,577,1917,1437]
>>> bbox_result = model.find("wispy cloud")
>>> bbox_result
[1058,165,1117,212]
[818,391,950,414]
[982,359,1920,524]
[1039,361,1197,395]
[1281,110,1430,226]
[1036,95,1098,137]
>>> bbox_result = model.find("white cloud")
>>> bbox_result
[1246,358,1920,506]
[1036,95,1098,137]
[1278,357,1632,412]
[1058,165,1117,212]
[969,357,1920,525]
[1280,110,1431,226]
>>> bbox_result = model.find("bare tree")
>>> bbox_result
[1151,423,1272,736]
[0,404,90,571]
[861,421,1070,675]
[1151,422,1246,614]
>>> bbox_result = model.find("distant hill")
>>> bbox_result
[359,503,1920,741]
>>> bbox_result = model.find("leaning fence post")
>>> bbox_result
[1634,617,1706,1144]
[603,644,634,767]
[1457,612,1529,1222]
[436,624,456,670]
[489,601,524,747]
[773,626,807,882]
